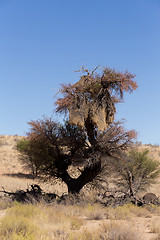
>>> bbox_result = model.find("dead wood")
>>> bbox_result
[0,184,58,203]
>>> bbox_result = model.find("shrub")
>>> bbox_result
[84,203,106,220]
[116,149,160,196]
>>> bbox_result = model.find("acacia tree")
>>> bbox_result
[18,66,137,194]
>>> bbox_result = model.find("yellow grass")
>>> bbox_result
[0,202,146,240]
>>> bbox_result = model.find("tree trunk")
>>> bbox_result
[59,160,101,194]
[127,170,134,197]
[85,117,97,146]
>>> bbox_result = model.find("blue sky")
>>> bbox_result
[0,0,160,144]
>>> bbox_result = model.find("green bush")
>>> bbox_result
[116,149,160,195]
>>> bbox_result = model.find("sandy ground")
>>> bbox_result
[82,217,159,240]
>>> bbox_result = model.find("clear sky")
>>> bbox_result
[0,0,160,144]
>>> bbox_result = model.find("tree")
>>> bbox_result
[17,138,52,176]
[115,149,160,196]
[17,66,137,194]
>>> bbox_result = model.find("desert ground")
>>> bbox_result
[0,135,160,239]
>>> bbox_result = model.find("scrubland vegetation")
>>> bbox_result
[1,200,160,240]
[0,201,150,239]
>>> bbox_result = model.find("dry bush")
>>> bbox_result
[60,201,108,220]
[41,204,84,231]
[83,203,107,220]
[104,204,132,220]
[106,204,151,220]
[111,205,131,220]
[125,204,151,218]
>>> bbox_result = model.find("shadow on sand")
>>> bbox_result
[2,173,37,179]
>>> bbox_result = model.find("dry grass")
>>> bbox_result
[0,202,84,240]
[102,222,142,240]
[0,199,158,239]
[101,203,151,220]
[0,202,145,240]
[68,223,142,240]
[83,203,107,220]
